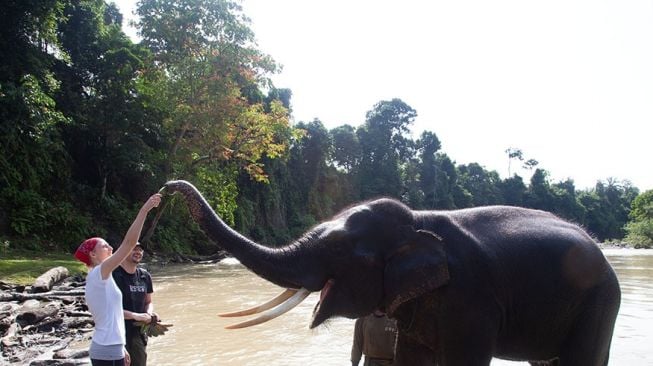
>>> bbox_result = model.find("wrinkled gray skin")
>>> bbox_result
[163,180,620,366]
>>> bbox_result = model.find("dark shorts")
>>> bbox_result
[91,359,124,366]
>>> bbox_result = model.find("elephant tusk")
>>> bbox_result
[223,288,311,329]
[218,288,298,317]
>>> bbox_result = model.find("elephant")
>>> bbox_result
[161,180,620,366]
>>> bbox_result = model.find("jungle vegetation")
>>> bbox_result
[1,0,651,256]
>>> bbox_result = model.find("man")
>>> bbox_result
[351,310,398,366]
[112,243,157,366]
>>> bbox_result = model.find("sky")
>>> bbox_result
[113,0,653,192]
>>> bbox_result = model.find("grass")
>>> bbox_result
[0,250,87,286]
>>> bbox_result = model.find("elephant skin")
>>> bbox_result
[162,180,620,366]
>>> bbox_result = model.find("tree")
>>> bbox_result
[57,0,161,201]
[578,179,638,241]
[456,163,503,206]
[0,0,66,81]
[525,169,555,212]
[288,120,333,221]
[628,189,653,222]
[505,147,523,177]
[624,190,653,248]
[500,175,527,207]
[523,158,539,171]
[505,147,538,177]
[357,99,416,199]
[136,0,290,181]
[550,179,585,223]
[417,131,441,208]
[330,124,361,173]
[0,0,97,246]
[433,153,458,209]
[135,0,294,250]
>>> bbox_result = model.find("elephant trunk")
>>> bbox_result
[162,180,317,290]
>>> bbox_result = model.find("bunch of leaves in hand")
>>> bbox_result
[134,315,173,337]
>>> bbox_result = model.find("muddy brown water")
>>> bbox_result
[146,249,653,365]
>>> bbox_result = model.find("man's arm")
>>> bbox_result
[123,308,152,323]
[123,289,155,323]
[351,318,364,366]
[144,292,154,315]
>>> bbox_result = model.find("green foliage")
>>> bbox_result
[457,163,503,206]
[358,99,416,199]
[330,124,361,172]
[624,220,653,248]
[629,189,653,222]
[137,0,289,184]
[500,175,527,207]
[0,72,81,247]
[550,179,586,223]
[577,180,638,241]
[196,164,239,226]
[411,131,442,209]
[1,187,94,250]
[624,189,653,247]
[0,74,69,189]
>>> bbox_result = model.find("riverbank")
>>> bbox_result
[1,274,92,365]
[0,249,228,365]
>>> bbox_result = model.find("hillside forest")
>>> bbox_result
[2,0,652,256]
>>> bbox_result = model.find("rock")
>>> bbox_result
[33,267,70,293]
[16,302,59,326]
[2,322,20,341]
[30,359,88,366]
[53,348,88,359]
[62,317,93,329]
[0,274,91,365]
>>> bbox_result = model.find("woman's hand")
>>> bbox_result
[141,193,162,214]
[102,193,163,279]
[124,347,131,366]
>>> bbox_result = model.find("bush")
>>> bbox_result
[624,219,653,249]
[0,187,94,250]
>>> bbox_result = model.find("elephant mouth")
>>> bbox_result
[309,279,334,328]
[319,279,334,304]
[217,279,335,329]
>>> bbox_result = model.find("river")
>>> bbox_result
[146,249,653,365]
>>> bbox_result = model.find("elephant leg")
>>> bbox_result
[557,285,619,365]
[393,331,437,366]
[436,310,496,365]
[439,349,492,366]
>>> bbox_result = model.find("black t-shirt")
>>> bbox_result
[112,265,154,327]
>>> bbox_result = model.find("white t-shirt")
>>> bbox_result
[85,265,126,346]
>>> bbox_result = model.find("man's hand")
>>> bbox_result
[134,312,152,323]
[134,320,173,337]
[148,312,160,325]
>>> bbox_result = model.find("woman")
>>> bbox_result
[74,193,161,366]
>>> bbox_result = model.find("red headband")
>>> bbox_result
[74,237,102,266]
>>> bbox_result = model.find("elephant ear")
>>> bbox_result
[384,227,449,315]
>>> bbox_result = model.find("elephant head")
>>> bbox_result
[161,180,449,328]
